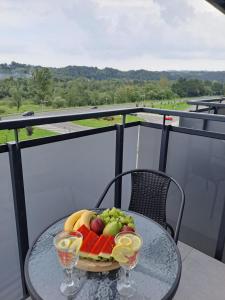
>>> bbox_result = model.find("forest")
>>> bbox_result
[0,63,224,114]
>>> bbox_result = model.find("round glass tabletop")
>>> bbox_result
[25,210,181,300]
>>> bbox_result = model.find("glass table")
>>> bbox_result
[25,210,181,299]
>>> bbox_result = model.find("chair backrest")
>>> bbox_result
[129,171,171,228]
[95,169,185,243]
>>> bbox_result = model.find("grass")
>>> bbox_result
[0,98,191,117]
[0,101,55,116]
[150,101,190,110]
[0,127,57,145]
[73,115,143,128]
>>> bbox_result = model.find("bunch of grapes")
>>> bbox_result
[99,207,135,229]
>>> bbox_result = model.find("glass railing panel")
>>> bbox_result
[137,126,161,170]
[0,152,23,300]
[166,131,225,257]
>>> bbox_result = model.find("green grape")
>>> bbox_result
[124,217,131,224]
[118,222,122,229]
[105,217,110,223]
[128,216,134,222]
[119,217,126,224]
[128,223,135,228]
[101,211,108,217]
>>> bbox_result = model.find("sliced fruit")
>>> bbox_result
[69,237,83,255]
[116,236,132,247]
[79,231,99,258]
[112,244,134,264]
[99,235,115,259]
[126,234,142,252]
[64,210,87,232]
[57,238,71,250]
[76,224,90,239]
[89,235,108,260]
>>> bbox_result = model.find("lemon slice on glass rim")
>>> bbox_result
[112,245,135,264]
[57,238,71,250]
[127,234,142,252]
[116,236,132,247]
[69,237,82,254]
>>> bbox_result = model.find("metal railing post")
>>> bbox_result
[114,124,124,208]
[215,199,225,261]
[8,142,29,297]
[202,119,208,131]
[159,116,170,172]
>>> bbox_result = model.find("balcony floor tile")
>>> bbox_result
[175,243,225,300]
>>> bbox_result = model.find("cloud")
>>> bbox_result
[0,0,225,70]
[155,0,194,26]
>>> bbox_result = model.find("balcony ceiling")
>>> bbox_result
[206,0,225,14]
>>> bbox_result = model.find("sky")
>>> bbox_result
[0,0,225,71]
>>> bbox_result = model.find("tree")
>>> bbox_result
[159,76,169,89]
[32,68,52,103]
[10,82,23,111]
[52,96,66,108]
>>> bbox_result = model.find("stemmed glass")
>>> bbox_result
[114,231,143,298]
[54,231,83,296]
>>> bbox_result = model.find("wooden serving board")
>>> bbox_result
[77,258,120,272]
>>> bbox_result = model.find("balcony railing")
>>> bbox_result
[1,105,225,299]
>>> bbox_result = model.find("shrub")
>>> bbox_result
[52,96,66,108]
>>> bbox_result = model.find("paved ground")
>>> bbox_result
[175,242,225,300]
[37,122,91,134]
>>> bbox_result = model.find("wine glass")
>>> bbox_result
[54,231,83,296]
[114,231,143,298]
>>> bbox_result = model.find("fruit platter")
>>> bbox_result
[63,208,138,272]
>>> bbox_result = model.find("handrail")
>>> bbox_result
[143,107,225,122]
[0,107,143,130]
[2,104,225,130]
[187,96,225,107]
[188,96,225,104]
[187,101,225,108]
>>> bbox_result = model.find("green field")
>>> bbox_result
[150,101,190,110]
[0,127,57,145]
[0,99,190,118]
[0,101,53,116]
[73,115,143,128]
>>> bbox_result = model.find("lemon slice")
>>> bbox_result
[69,237,83,254]
[112,245,134,264]
[57,238,71,250]
[127,234,142,252]
[116,236,132,247]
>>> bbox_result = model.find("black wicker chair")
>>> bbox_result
[95,169,185,243]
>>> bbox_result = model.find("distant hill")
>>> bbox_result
[0,62,225,82]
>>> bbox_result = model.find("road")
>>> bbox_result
[1,104,138,121]
[1,103,188,133]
